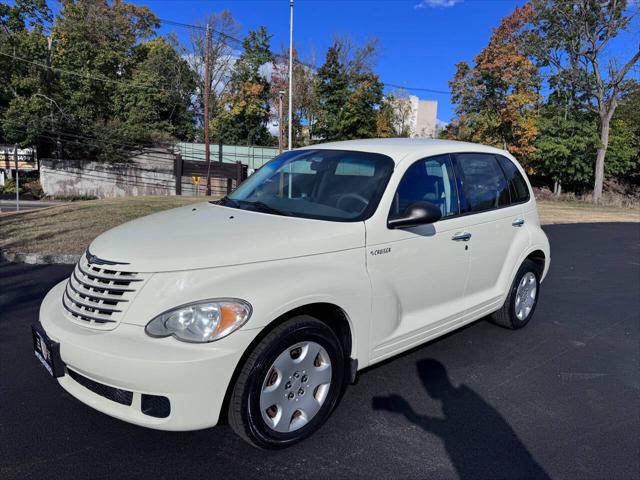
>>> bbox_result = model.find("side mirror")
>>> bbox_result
[387,201,442,229]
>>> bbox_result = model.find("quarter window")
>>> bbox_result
[455,153,510,213]
[496,155,530,203]
[391,154,459,219]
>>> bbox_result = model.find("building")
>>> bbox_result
[391,96,438,139]
[409,96,438,138]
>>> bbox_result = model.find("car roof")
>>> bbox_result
[297,138,511,164]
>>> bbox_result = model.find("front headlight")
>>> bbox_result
[145,299,252,343]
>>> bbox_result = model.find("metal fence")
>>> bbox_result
[175,143,279,171]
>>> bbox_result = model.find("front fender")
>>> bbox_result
[121,248,372,365]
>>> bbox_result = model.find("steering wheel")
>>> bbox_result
[336,193,369,214]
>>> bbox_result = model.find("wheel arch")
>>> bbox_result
[219,302,354,425]
[525,249,546,277]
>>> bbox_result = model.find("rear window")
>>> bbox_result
[496,155,530,203]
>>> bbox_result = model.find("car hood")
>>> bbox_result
[88,202,365,273]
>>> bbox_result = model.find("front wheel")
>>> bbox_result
[491,259,541,329]
[228,315,345,448]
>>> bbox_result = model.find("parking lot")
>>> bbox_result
[1,223,638,479]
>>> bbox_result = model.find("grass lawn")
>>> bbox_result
[537,200,640,224]
[1,195,638,258]
[0,196,203,256]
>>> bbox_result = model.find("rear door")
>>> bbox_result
[451,153,530,317]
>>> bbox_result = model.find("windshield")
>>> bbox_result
[226,149,394,221]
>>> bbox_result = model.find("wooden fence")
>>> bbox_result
[174,156,248,196]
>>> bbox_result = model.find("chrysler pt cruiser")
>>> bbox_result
[34,139,550,448]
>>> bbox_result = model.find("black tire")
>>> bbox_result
[491,259,541,329]
[228,315,345,449]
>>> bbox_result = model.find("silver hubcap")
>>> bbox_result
[260,341,332,433]
[515,272,537,321]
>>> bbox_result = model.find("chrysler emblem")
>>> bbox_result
[85,249,129,266]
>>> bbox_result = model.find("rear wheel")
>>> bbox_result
[228,315,345,448]
[491,259,541,329]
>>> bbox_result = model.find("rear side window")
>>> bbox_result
[496,155,530,203]
[455,153,510,213]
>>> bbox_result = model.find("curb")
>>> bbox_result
[1,249,80,265]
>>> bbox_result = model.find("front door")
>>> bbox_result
[365,154,470,362]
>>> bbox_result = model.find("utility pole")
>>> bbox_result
[14,144,19,212]
[288,0,294,150]
[203,23,212,196]
[278,90,285,153]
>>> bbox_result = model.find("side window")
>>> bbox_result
[455,153,510,213]
[496,155,530,203]
[392,154,459,219]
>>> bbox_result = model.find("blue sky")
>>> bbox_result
[50,0,639,123]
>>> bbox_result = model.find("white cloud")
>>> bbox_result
[414,0,462,9]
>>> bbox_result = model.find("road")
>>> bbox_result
[0,199,63,213]
[1,223,638,479]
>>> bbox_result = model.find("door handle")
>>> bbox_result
[512,218,525,227]
[452,232,472,242]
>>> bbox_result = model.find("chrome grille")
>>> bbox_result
[63,252,143,329]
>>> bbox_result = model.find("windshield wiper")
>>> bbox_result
[211,196,239,208]
[242,200,290,216]
[212,197,289,216]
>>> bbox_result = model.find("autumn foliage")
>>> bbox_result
[443,4,539,163]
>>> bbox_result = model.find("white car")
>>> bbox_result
[34,139,550,448]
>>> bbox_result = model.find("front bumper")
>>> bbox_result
[39,281,259,431]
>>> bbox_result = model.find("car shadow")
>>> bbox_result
[373,359,550,480]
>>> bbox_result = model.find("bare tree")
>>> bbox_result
[272,46,318,146]
[390,88,414,137]
[186,10,239,140]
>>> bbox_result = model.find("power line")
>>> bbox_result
[0,51,183,95]
[157,17,243,46]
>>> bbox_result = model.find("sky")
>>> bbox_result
[53,0,640,123]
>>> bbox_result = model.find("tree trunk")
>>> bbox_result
[593,108,614,202]
[553,180,562,197]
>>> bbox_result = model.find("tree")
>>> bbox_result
[609,80,640,179]
[51,0,159,160]
[270,46,318,147]
[214,26,274,145]
[534,102,599,194]
[314,37,383,141]
[0,0,52,149]
[530,0,640,201]
[114,36,197,142]
[186,10,239,142]
[314,43,349,141]
[447,4,540,163]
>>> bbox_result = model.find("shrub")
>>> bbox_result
[0,178,21,194]
[23,180,43,198]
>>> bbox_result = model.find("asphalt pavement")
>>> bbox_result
[1,223,638,479]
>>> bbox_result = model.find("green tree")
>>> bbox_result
[51,0,159,160]
[609,80,640,179]
[314,44,349,141]
[314,38,383,141]
[534,86,637,194]
[341,72,383,139]
[530,0,640,201]
[114,36,196,142]
[214,26,274,145]
[533,103,599,194]
[0,0,52,149]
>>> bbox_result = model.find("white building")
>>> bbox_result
[391,95,438,138]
